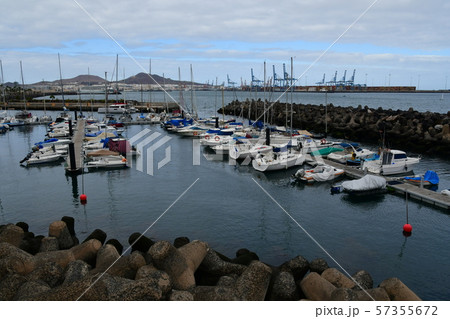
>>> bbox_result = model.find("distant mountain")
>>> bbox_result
[28,72,203,86]
[31,74,106,86]
[123,72,196,86]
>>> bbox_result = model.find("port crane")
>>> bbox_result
[273,65,284,88]
[251,68,264,88]
[227,74,237,87]
[283,63,295,86]
[316,73,326,85]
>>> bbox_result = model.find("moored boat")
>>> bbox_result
[294,164,344,183]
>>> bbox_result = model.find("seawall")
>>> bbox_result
[219,100,450,157]
[0,217,421,301]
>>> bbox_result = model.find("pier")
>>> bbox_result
[65,119,85,174]
[322,158,450,210]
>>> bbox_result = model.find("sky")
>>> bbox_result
[1,0,450,89]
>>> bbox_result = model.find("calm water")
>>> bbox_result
[1,92,450,300]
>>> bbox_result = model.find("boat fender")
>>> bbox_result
[215,136,220,141]
[122,158,127,162]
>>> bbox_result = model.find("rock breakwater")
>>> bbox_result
[220,100,450,157]
[0,218,421,301]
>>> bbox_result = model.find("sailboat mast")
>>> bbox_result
[115,54,119,103]
[58,53,65,109]
[104,72,108,114]
[20,61,26,111]
[190,64,197,118]
[290,57,293,138]
[148,59,152,108]
[0,60,5,108]
[163,73,168,113]
[263,61,267,127]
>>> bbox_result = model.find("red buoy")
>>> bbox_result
[80,194,87,203]
[403,223,412,233]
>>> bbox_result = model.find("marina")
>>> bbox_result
[1,91,450,301]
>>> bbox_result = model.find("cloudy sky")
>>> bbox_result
[1,0,449,89]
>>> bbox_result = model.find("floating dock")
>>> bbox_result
[65,119,85,174]
[322,158,450,210]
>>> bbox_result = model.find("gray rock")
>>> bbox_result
[309,258,329,274]
[0,224,24,247]
[379,277,422,301]
[192,286,239,301]
[331,288,357,301]
[63,260,91,285]
[354,288,390,301]
[280,255,309,281]
[321,268,356,289]
[216,275,236,288]
[0,274,27,301]
[14,280,51,301]
[352,270,373,290]
[26,261,64,288]
[39,236,59,252]
[169,290,194,301]
[109,278,164,301]
[200,247,247,277]
[100,252,146,279]
[300,272,337,301]
[48,220,74,249]
[269,271,299,301]
[235,261,272,301]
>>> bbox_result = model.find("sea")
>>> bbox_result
[1,91,449,300]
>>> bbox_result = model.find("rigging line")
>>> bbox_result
[75,178,200,301]
[252,178,376,301]
[71,0,188,114]
[252,0,381,124]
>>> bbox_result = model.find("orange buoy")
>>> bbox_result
[403,223,412,233]
[80,194,87,203]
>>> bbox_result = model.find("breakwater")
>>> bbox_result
[0,218,421,301]
[220,100,450,157]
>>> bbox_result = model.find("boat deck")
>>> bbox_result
[321,158,450,210]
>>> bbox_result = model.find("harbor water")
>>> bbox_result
[1,91,449,300]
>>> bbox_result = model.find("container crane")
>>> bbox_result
[227,74,237,87]
[251,68,264,88]
[316,73,326,85]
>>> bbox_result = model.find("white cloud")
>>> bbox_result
[0,0,449,89]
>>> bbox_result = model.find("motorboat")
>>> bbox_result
[403,170,439,187]
[362,149,420,176]
[84,149,128,169]
[20,150,62,166]
[252,149,305,172]
[327,144,375,164]
[331,174,386,195]
[176,125,209,137]
[294,164,344,183]
[98,103,137,114]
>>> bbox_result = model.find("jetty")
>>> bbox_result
[322,158,450,210]
[65,119,85,174]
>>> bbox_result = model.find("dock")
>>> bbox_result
[65,119,85,174]
[321,158,450,210]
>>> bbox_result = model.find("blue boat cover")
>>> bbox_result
[35,138,58,145]
[404,170,439,185]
